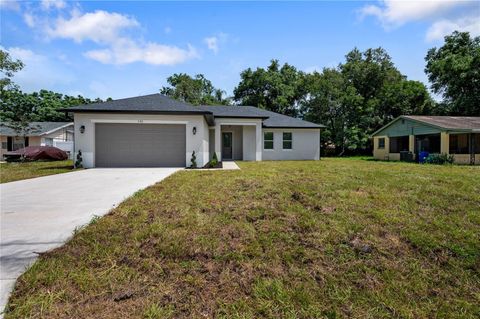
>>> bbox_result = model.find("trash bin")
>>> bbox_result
[400,151,413,162]
[419,151,429,163]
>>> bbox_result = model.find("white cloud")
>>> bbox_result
[47,10,139,43]
[204,32,228,54]
[84,40,198,65]
[41,0,66,10]
[44,9,198,65]
[426,15,480,41]
[23,13,36,27]
[360,0,466,28]
[0,0,20,11]
[359,0,479,42]
[204,36,219,54]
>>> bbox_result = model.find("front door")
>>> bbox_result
[222,132,233,160]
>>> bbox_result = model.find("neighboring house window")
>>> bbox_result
[475,134,480,153]
[283,132,292,149]
[44,138,54,146]
[449,134,469,154]
[1,142,7,149]
[378,138,385,149]
[12,136,28,151]
[264,132,274,149]
[389,136,409,153]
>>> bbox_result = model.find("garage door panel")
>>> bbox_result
[95,123,186,167]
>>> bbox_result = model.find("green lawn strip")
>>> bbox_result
[0,160,77,183]
[5,158,480,318]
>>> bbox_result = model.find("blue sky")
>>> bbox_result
[1,0,479,100]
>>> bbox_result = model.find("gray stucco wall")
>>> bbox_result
[262,128,320,160]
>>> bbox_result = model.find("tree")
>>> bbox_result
[160,73,229,105]
[302,47,435,154]
[302,68,361,154]
[0,50,24,93]
[425,31,480,116]
[233,60,306,116]
[0,89,41,156]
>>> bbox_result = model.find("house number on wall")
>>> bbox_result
[138,120,144,123]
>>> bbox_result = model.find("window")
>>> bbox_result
[449,134,469,154]
[475,134,480,153]
[12,136,28,151]
[264,132,274,149]
[283,132,292,149]
[378,138,385,149]
[415,134,440,153]
[389,136,409,153]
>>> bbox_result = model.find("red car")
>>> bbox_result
[3,146,68,162]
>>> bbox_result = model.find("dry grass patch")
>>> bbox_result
[4,158,480,318]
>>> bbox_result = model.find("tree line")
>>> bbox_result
[161,31,479,154]
[1,31,478,154]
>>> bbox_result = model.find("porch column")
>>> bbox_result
[409,135,415,153]
[215,123,221,160]
[255,123,262,161]
[440,132,449,154]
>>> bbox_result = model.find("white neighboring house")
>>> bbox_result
[63,94,324,168]
[0,122,74,159]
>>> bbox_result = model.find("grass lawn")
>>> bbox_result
[0,160,77,183]
[5,158,480,318]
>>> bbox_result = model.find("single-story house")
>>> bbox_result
[372,116,480,165]
[63,94,324,168]
[0,122,74,158]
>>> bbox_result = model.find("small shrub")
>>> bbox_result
[203,152,221,168]
[190,151,197,168]
[75,150,83,168]
[211,152,219,166]
[425,153,455,165]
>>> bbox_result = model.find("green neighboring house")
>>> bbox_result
[372,116,480,165]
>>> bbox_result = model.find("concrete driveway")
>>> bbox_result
[0,167,182,314]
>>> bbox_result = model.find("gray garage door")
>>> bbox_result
[95,123,186,167]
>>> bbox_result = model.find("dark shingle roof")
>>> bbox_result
[404,116,480,130]
[196,105,323,128]
[64,94,209,114]
[0,122,73,136]
[64,94,324,129]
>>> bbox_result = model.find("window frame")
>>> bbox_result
[378,137,385,149]
[263,131,274,150]
[282,132,293,150]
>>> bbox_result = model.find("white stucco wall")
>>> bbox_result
[74,113,209,168]
[213,118,262,161]
[242,126,257,161]
[262,128,320,160]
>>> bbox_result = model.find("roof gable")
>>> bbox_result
[0,122,73,136]
[372,116,480,137]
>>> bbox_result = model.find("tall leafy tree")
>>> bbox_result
[0,89,41,154]
[160,73,229,105]
[425,31,480,115]
[233,60,306,116]
[0,49,24,93]
[302,47,435,154]
[1,89,108,122]
[302,68,363,154]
